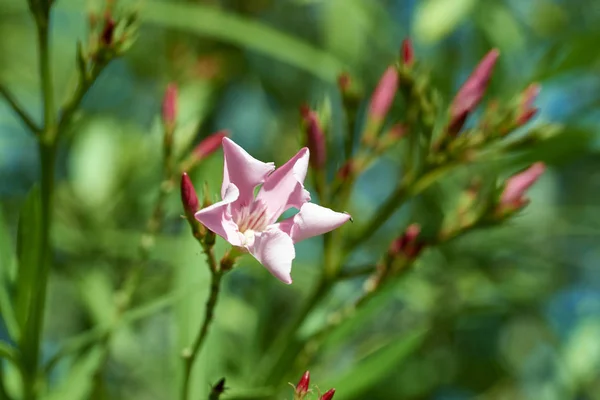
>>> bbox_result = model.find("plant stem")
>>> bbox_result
[180,246,223,400]
[21,11,56,399]
[0,85,40,133]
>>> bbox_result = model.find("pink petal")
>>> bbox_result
[249,227,296,284]
[221,137,275,206]
[278,203,351,243]
[195,183,243,246]
[500,162,545,205]
[255,148,311,224]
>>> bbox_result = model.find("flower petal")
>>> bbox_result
[222,137,275,206]
[195,183,242,246]
[249,227,296,284]
[278,203,351,243]
[256,147,311,224]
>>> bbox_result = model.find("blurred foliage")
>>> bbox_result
[1,0,600,399]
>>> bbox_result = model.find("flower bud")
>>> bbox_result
[401,38,414,67]
[180,173,199,220]
[448,49,500,136]
[516,84,540,127]
[389,223,423,259]
[294,371,310,398]
[100,14,116,47]
[320,388,336,400]
[369,66,399,121]
[337,160,354,180]
[300,105,326,170]
[499,162,545,211]
[337,73,351,93]
[162,83,178,129]
[193,130,229,160]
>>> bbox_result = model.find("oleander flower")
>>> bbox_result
[195,138,351,284]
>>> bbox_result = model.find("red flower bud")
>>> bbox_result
[193,130,229,160]
[337,160,354,180]
[295,371,310,397]
[369,66,399,120]
[499,162,545,211]
[320,388,336,400]
[389,223,424,259]
[162,83,178,128]
[516,84,540,126]
[337,73,351,93]
[449,49,500,136]
[401,38,414,66]
[300,106,326,170]
[100,15,116,46]
[180,173,199,220]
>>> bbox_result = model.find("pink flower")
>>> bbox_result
[500,162,545,210]
[180,172,199,220]
[193,130,229,160]
[295,371,310,397]
[195,138,351,284]
[300,106,326,170]
[320,388,336,400]
[516,84,540,126]
[369,66,399,120]
[449,49,499,135]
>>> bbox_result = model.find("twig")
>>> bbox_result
[180,243,227,400]
[0,84,40,134]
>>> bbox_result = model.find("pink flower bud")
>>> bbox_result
[500,162,545,209]
[193,130,229,160]
[300,106,327,170]
[162,84,178,127]
[295,371,310,397]
[516,84,540,126]
[320,388,336,400]
[389,223,424,259]
[401,38,414,66]
[449,49,500,136]
[180,173,199,219]
[369,66,399,120]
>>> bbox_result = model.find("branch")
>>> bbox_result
[0,84,40,134]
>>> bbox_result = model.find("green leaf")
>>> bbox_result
[78,269,116,327]
[0,341,20,370]
[43,347,105,400]
[325,328,428,399]
[414,0,476,43]
[0,207,19,340]
[55,0,347,82]
[15,185,43,371]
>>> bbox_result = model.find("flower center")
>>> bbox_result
[233,200,270,234]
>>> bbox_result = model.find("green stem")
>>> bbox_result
[345,162,459,251]
[58,62,106,134]
[21,12,56,399]
[345,182,409,251]
[180,247,223,400]
[0,85,40,133]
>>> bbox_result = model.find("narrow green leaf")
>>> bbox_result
[43,347,105,400]
[0,207,19,340]
[414,0,476,43]
[15,185,43,371]
[0,341,19,370]
[54,0,347,82]
[326,328,428,399]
